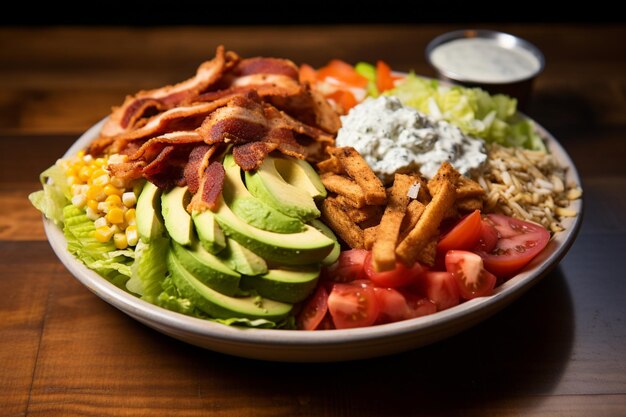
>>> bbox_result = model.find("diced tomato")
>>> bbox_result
[474,217,499,253]
[299,64,317,84]
[376,60,395,92]
[475,214,551,278]
[324,249,368,282]
[437,210,482,253]
[445,250,497,300]
[316,59,368,88]
[327,282,380,329]
[422,271,461,311]
[327,89,358,112]
[373,287,411,323]
[296,285,329,330]
[363,252,423,288]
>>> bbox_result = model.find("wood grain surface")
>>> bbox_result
[1,25,625,417]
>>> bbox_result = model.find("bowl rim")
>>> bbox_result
[425,29,546,85]
[43,110,582,350]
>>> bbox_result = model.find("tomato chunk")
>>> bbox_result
[375,60,395,92]
[316,59,368,88]
[422,271,461,311]
[475,214,551,278]
[328,282,379,329]
[297,285,329,330]
[445,250,497,299]
[325,249,368,282]
[363,252,423,288]
[437,210,482,252]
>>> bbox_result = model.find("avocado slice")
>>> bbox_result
[135,181,165,243]
[309,219,341,266]
[274,156,327,200]
[171,240,240,296]
[245,156,320,221]
[222,238,268,276]
[212,192,334,266]
[161,186,193,246]
[240,266,320,304]
[167,251,292,321]
[222,154,305,233]
[192,210,226,254]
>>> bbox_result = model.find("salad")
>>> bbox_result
[30,47,582,331]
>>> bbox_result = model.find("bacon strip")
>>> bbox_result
[188,161,226,212]
[100,46,239,138]
[233,57,299,79]
[183,144,219,194]
[233,142,280,171]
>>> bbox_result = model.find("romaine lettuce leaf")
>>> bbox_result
[29,163,70,226]
[126,237,170,297]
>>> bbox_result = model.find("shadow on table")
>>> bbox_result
[181,268,574,415]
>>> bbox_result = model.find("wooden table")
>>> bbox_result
[1,25,625,416]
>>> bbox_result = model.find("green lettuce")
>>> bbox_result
[126,238,170,298]
[63,205,134,288]
[386,73,546,151]
[29,163,70,226]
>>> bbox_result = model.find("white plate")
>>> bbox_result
[43,116,583,362]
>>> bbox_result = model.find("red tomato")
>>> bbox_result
[363,252,423,288]
[422,271,461,311]
[376,60,395,92]
[445,250,497,300]
[299,64,317,84]
[324,249,368,282]
[327,89,358,112]
[437,210,482,252]
[474,217,499,253]
[327,282,380,329]
[373,287,410,323]
[316,59,368,88]
[476,214,551,278]
[296,285,329,330]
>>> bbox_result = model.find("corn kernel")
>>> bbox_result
[86,185,106,201]
[124,208,136,223]
[113,233,128,249]
[87,199,99,211]
[94,217,108,229]
[77,150,86,158]
[94,158,107,167]
[92,174,110,187]
[126,225,139,247]
[94,226,113,243]
[104,184,123,196]
[105,194,122,206]
[85,207,99,221]
[67,175,78,186]
[71,194,86,208]
[83,154,93,163]
[122,192,137,207]
[110,176,126,188]
[106,207,125,224]
[78,166,93,182]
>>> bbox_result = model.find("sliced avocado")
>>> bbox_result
[221,238,268,276]
[161,186,193,246]
[274,156,327,200]
[192,210,226,254]
[212,193,334,266]
[222,154,305,233]
[171,240,240,296]
[167,252,292,321]
[135,181,165,243]
[245,156,320,221]
[310,219,341,266]
[240,266,320,304]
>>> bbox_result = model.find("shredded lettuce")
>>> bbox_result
[29,163,70,226]
[126,238,170,297]
[63,205,133,288]
[386,73,546,151]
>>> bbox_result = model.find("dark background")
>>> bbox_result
[3,1,623,25]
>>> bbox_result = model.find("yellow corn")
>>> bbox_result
[104,184,123,196]
[125,225,139,247]
[78,166,93,182]
[86,185,106,202]
[94,226,113,243]
[113,233,128,249]
[87,199,99,211]
[105,194,122,206]
[106,207,125,224]
[124,208,136,223]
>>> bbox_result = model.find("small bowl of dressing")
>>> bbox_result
[426,30,545,109]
